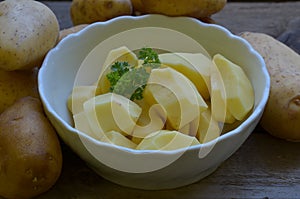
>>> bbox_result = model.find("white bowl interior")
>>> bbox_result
[38,15,270,189]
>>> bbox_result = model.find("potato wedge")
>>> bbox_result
[136,130,200,150]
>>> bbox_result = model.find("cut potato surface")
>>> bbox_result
[96,46,138,95]
[67,85,98,115]
[101,131,137,149]
[146,67,207,130]
[68,47,255,150]
[213,54,254,120]
[83,93,142,136]
[196,105,221,143]
[159,52,212,100]
[73,111,102,140]
[136,130,200,150]
[133,100,167,139]
[209,60,235,123]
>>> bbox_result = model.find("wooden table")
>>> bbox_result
[32,2,300,199]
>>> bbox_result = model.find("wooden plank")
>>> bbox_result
[212,2,300,37]
[43,1,73,29]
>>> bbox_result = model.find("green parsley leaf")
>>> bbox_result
[113,67,149,101]
[138,47,161,64]
[106,61,132,92]
[106,48,161,101]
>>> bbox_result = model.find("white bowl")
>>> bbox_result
[38,14,270,190]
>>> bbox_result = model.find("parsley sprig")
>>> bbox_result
[106,61,132,93]
[138,47,161,64]
[106,48,160,101]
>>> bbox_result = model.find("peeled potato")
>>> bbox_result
[0,0,59,71]
[136,130,200,150]
[210,58,236,123]
[240,32,300,141]
[146,67,207,130]
[96,46,138,95]
[213,54,254,121]
[197,104,221,143]
[131,0,226,18]
[83,93,142,136]
[159,52,212,100]
[67,85,98,115]
[101,130,137,149]
[70,0,133,25]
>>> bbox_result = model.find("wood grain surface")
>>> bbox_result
[3,1,300,199]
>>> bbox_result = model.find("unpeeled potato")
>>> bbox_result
[240,32,300,141]
[70,0,133,25]
[0,67,39,113]
[131,0,227,18]
[0,0,59,71]
[0,96,62,199]
[58,24,88,43]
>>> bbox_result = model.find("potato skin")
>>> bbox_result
[0,0,59,71]
[131,0,227,18]
[70,0,133,25]
[0,97,62,199]
[58,24,88,43]
[240,32,300,141]
[0,67,39,114]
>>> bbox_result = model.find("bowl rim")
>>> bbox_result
[39,14,270,155]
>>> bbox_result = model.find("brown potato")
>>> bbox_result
[0,0,59,71]
[131,0,227,18]
[0,67,39,114]
[58,24,89,43]
[240,32,300,141]
[70,0,133,25]
[0,97,63,199]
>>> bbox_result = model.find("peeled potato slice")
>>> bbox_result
[196,105,221,143]
[209,60,235,123]
[101,131,137,149]
[213,54,254,120]
[67,85,98,114]
[136,130,200,150]
[146,67,207,130]
[96,46,138,95]
[73,111,102,140]
[159,52,212,100]
[83,93,142,137]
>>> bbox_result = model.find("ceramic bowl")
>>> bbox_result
[38,14,270,190]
